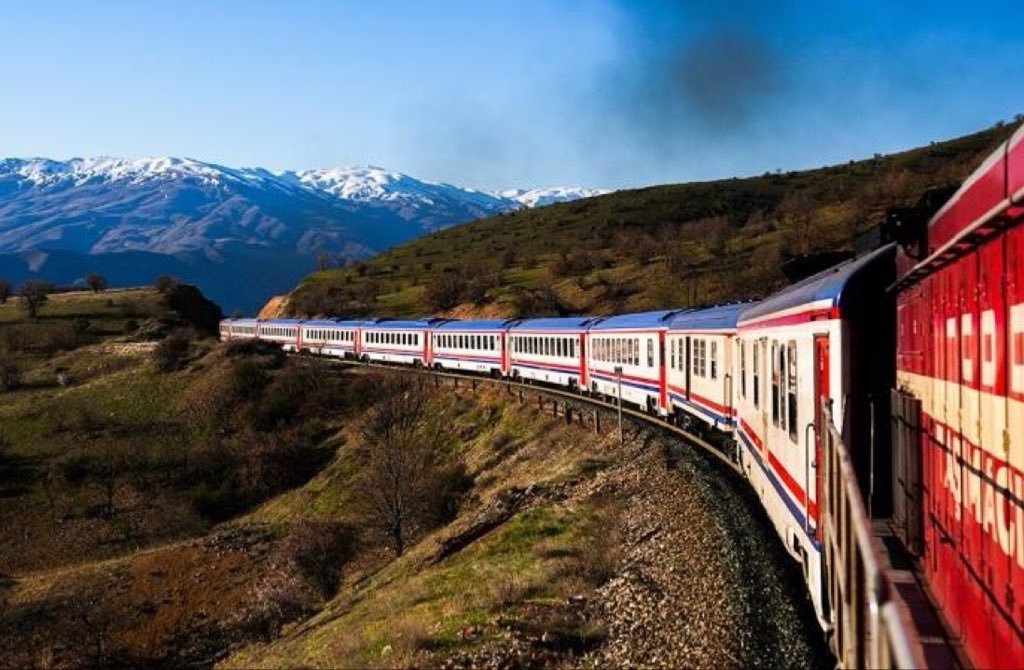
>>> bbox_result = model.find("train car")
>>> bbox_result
[360,318,447,366]
[219,317,259,341]
[891,123,1024,670]
[256,318,304,352]
[586,311,680,415]
[431,319,512,375]
[666,304,745,432]
[299,319,365,358]
[735,244,895,627]
[507,317,595,388]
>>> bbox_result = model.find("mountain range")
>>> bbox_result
[0,157,607,312]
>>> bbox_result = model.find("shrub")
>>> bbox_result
[274,519,357,597]
[153,330,193,372]
[0,357,19,392]
[154,274,179,293]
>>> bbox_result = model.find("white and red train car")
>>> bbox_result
[735,244,896,627]
[893,124,1024,669]
[666,304,744,431]
[431,319,511,375]
[586,311,680,416]
[508,317,595,389]
[359,318,447,366]
[299,319,364,358]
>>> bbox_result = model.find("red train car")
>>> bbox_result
[893,124,1024,669]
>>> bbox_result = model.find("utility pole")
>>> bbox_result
[615,365,623,446]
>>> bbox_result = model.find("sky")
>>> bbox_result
[0,0,1021,191]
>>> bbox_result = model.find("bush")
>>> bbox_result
[275,520,357,597]
[422,271,467,312]
[154,274,179,293]
[0,357,19,392]
[153,330,194,372]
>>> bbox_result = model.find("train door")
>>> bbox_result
[685,336,692,399]
[658,331,667,412]
[813,334,830,538]
[578,334,587,387]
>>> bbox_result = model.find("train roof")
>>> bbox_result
[738,244,895,325]
[434,319,516,331]
[508,316,597,331]
[668,304,746,331]
[588,310,684,330]
[363,317,449,329]
[262,318,305,325]
[302,319,353,326]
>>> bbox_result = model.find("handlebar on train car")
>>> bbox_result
[819,398,923,669]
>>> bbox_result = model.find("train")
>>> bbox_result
[220,122,1024,668]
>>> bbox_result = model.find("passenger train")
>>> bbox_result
[220,122,1024,668]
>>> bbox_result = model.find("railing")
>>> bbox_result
[820,398,924,669]
[890,390,923,556]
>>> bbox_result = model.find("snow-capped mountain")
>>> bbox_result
[0,156,606,312]
[497,186,611,208]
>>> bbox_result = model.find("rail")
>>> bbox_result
[820,398,924,669]
[322,356,741,473]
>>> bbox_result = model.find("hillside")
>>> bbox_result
[286,120,1020,318]
[0,289,828,668]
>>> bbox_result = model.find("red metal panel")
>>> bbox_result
[813,334,829,538]
[929,145,1008,254]
[979,238,1006,396]
[1009,124,1024,205]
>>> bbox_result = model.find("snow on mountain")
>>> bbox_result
[498,186,611,208]
[0,156,606,312]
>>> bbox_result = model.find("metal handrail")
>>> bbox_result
[819,398,925,669]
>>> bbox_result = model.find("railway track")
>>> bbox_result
[311,355,741,473]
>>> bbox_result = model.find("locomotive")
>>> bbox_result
[220,122,1024,668]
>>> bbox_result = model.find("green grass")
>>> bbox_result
[225,504,589,669]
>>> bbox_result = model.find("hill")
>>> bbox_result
[0,158,601,314]
[286,120,1020,319]
[0,289,827,667]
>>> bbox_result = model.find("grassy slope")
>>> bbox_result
[287,122,1018,318]
[226,385,624,668]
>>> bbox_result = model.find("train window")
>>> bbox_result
[545,338,552,357]
[787,341,798,443]
[710,341,717,380]
[647,339,654,368]
[670,339,676,370]
[771,341,781,428]
[740,341,746,398]
[753,340,759,409]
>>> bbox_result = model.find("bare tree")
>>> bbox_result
[0,278,10,304]
[354,374,456,556]
[18,280,54,319]
[315,250,332,271]
[153,274,178,293]
[84,273,107,293]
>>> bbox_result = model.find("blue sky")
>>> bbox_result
[0,1,1021,190]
